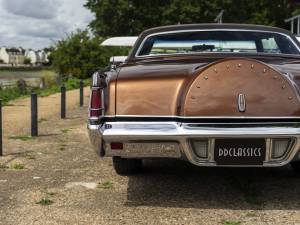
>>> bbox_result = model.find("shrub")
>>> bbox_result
[51,29,128,80]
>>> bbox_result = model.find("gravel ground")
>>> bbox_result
[0,91,300,225]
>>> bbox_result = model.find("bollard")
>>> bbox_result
[31,92,38,136]
[80,79,84,107]
[61,85,66,119]
[0,100,2,156]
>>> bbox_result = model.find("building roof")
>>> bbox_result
[6,48,22,53]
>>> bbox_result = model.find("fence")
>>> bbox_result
[0,80,85,156]
[0,77,45,89]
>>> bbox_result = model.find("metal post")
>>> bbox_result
[80,80,84,107]
[0,100,2,156]
[291,20,294,34]
[31,93,38,136]
[61,85,66,119]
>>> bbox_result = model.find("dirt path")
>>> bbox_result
[0,91,300,225]
[3,87,89,136]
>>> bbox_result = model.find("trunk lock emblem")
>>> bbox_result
[238,93,246,112]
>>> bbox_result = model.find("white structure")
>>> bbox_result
[214,10,224,24]
[0,47,25,65]
[0,47,51,66]
[101,36,138,47]
[37,50,47,63]
[25,49,38,64]
[44,51,51,63]
[25,49,50,65]
[285,14,300,35]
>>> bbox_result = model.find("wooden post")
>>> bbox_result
[61,85,66,119]
[31,92,38,136]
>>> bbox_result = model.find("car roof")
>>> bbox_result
[140,23,291,37]
[127,23,294,61]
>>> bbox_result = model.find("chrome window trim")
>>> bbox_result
[135,29,300,58]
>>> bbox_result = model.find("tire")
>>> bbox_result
[112,157,142,175]
[291,161,300,175]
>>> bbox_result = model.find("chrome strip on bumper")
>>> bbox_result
[87,122,300,167]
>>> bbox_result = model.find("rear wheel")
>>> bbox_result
[112,157,142,175]
[291,161,300,174]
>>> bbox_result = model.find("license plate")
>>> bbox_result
[214,138,266,165]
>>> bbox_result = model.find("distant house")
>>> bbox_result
[0,47,25,65]
[25,49,38,64]
[0,47,51,66]
[25,49,49,65]
[37,50,46,63]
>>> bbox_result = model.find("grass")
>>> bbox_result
[59,143,67,151]
[0,77,90,105]
[223,221,241,225]
[24,154,36,160]
[99,181,113,189]
[8,135,34,141]
[38,118,47,123]
[47,192,56,196]
[0,87,25,105]
[10,163,25,170]
[36,78,90,97]
[36,198,53,206]
[0,164,8,169]
[61,128,70,134]
[245,212,258,217]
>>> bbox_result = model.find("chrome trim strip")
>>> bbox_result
[135,29,300,58]
[114,115,300,119]
[87,121,300,167]
[265,138,272,162]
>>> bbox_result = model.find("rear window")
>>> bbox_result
[138,30,300,56]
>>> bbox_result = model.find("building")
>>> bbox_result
[0,47,25,65]
[24,49,38,64]
[25,49,50,65]
[0,47,51,66]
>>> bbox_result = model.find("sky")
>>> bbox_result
[0,0,93,49]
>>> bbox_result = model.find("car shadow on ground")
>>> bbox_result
[126,159,300,210]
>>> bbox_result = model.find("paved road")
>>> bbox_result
[0,92,300,225]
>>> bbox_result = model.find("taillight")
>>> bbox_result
[90,88,102,117]
[89,72,104,118]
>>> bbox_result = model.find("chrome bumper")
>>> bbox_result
[87,121,300,167]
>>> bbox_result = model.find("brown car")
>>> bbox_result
[88,23,300,175]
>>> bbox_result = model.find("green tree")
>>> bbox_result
[51,29,127,79]
[24,57,31,65]
[85,0,300,37]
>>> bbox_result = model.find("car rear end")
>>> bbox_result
[87,24,300,175]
